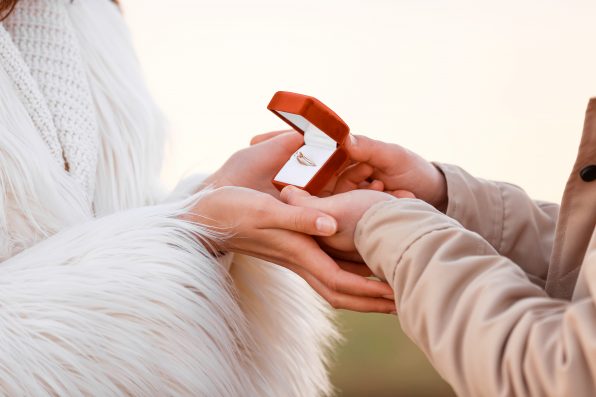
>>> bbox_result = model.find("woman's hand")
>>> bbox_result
[280,185,397,263]
[204,130,303,197]
[188,186,396,313]
[335,135,448,211]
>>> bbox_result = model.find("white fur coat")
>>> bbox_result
[0,0,337,396]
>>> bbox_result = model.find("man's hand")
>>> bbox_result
[280,185,397,263]
[188,186,396,313]
[335,135,448,211]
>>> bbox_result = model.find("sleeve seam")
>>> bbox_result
[496,183,507,253]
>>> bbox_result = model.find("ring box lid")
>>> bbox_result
[267,91,350,145]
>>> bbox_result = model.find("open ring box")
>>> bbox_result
[269,91,350,195]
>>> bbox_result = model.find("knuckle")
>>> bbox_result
[293,211,310,232]
[254,203,267,218]
[325,271,340,293]
[256,194,273,210]
[253,197,275,221]
[327,295,342,310]
[293,214,302,232]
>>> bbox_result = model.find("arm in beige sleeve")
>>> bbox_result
[435,163,559,286]
[356,199,596,397]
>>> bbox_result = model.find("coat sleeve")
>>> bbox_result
[355,199,596,397]
[435,163,559,286]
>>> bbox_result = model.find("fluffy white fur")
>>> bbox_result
[0,0,338,396]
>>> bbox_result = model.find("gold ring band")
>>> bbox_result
[296,151,317,167]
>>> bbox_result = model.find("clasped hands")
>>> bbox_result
[194,130,448,314]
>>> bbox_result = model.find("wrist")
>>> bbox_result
[178,210,228,256]
[181,188,230,251]
[203,171,235,190]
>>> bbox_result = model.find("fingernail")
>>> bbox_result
[383,295,395,300]
[316,217,337,234]
[349,134,357,146]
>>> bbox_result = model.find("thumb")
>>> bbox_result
[344,134,378,163]
[280,185,314,206]
[250,129,294,145]
[345,134,398,170]
[334,162,375,194]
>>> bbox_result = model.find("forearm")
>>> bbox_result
[435,163,559,285]
[356,200,595,397]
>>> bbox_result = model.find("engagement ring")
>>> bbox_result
[296,151,317,167]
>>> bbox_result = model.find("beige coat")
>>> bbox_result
[355,98,596,396]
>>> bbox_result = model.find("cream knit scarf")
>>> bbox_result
[0,0,98,201]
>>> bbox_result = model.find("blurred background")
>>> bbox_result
[121,1,596,395]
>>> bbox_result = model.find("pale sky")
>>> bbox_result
[122,0,596,203]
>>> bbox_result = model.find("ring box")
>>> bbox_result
[269,91,350,195]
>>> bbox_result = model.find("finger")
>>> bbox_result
[334,261,394,301]
[389,190,416,199]
[232,237,396,312]
[265,198,337,236]
[337,261,373,277]
[264,131,306,157]
[344,134,403,170]
[280,185,313,204]
[256,230,394,300]
[359,179,384,192]
[334,163,375,194]
[285,264,396,313]
[292,240,395,298]
[329,267,394,298]
[316,241,365,263]
[250,129,294,145]
[370,180,384,191]
[318,157,356,197]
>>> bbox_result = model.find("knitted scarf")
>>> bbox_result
[2,0,98,201]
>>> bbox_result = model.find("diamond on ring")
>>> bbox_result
[296,151,316,167]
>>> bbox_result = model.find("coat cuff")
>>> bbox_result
[354,198,461,283]
[434,163,504,249]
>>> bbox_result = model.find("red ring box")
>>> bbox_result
[268,91,349,195]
